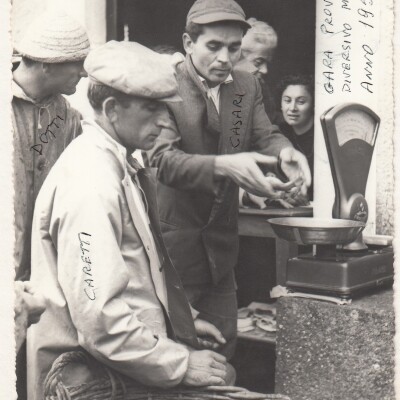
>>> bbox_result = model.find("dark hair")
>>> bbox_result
[152,44,181,55]
[277,74,315,102]
[184,20,248,43]
[21,56,41,67]
[87,81,133,111]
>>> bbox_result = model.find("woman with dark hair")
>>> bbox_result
[240,75,314,208]
[278,74,314,199]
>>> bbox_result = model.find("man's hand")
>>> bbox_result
[215,152,297,198]
[279,147,312,197]
[194,318,226,350]
[14,281,46,351]
[182,350,227,387]
[15,281,46,325]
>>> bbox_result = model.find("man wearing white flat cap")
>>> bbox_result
[27,41,233,400]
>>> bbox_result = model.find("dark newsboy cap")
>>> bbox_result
[187,0,251,28]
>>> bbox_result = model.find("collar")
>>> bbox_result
[12,78,57,107]
[197,73,233,91]
[82,118,128,160]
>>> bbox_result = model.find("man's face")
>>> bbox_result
[46,61,87,95]
[240,41,274,83]
[184,24,243,87]
[114,97,169,151]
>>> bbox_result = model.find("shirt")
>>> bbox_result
[198,73,233,113]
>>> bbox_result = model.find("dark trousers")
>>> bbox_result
[16,341,27,400]
[184,270,238,360]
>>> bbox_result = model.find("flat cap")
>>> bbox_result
[84,41,181,102]
[187,0,250,28]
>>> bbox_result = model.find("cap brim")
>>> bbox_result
[157,92,182,103]
[190,12,251,28]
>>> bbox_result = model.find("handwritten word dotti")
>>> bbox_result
[30,115,64,155]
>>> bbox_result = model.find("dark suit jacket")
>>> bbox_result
[149,56,292,286]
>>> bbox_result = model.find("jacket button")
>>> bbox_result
[37,159,46,171]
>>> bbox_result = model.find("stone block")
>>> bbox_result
[275,289,395,400]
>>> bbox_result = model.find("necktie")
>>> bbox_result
[126,154,143,175]
[127,155,149,213]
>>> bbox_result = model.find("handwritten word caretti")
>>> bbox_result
[230,93,245,148]
[78,232,96,301]
[30,115,64,155]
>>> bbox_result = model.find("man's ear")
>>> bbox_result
[102,97,118,123]
[182,33,194,55]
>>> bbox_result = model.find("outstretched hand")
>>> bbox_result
[215,152,297,198]
[278,147,312,197]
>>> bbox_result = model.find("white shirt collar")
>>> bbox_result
[197,73,233,89]
[197,74,233,113]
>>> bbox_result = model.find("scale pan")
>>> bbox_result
[268,217,365,245]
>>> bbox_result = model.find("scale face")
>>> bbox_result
[334,109,377,147]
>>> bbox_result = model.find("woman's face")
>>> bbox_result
[281,85,313,132]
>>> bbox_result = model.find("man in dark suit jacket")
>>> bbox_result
[149,0,311,358]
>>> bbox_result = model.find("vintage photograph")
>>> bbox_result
[3,0,397,399]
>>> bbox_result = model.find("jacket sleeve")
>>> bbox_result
[53,179,190,387]
[148,108,217,194]
[249,77,293,156]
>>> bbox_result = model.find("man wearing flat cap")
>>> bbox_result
[27,41,234,400]
[148,0,312,358]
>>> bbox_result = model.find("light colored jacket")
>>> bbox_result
[27,120,196,400]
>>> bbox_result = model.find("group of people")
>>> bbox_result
[13,0,313,399]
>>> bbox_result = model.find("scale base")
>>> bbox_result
[286,247,393,299]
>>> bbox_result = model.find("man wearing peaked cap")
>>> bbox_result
[27,41,234,400]
[148,0,312,359]
[12,9,89,399]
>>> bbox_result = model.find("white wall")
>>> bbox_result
[314,0,395,236]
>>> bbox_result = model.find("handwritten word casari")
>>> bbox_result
[30,115,64,155]
[230,93,245,148]
[78,232,96,300]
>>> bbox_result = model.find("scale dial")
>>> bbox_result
[334,109,377,147]
[321,103,380,225]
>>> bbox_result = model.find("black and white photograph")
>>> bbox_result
[1,0,399,399]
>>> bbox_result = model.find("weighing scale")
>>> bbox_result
[269,103,394,299]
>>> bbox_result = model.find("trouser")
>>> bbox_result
[184,270,238,360]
